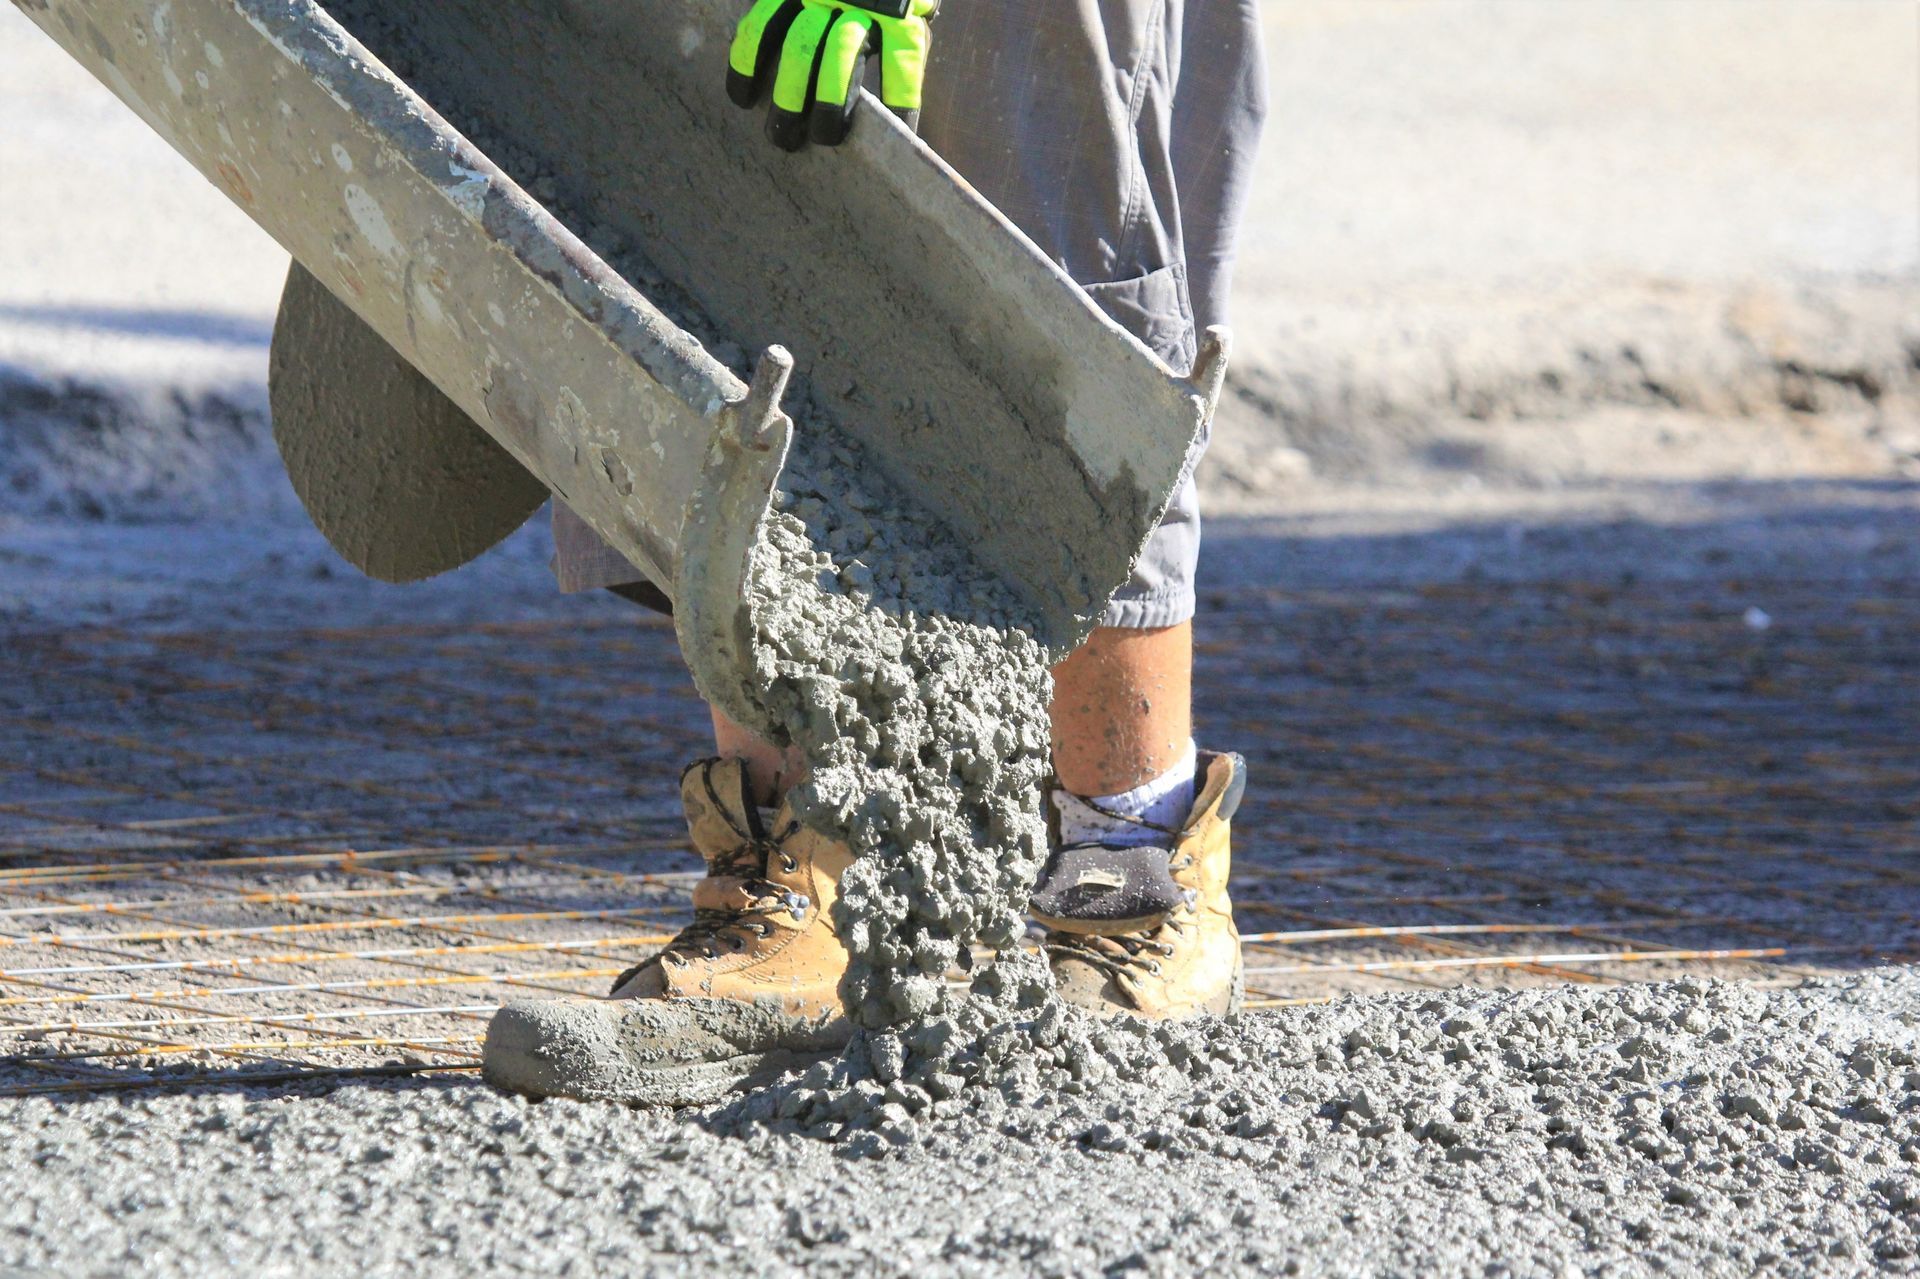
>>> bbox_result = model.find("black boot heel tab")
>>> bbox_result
[1029,843,1184,932]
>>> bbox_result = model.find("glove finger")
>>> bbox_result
[767,4,832,151]
[874,14,931,124]
[727,0,803,109]
[808,11,874,147]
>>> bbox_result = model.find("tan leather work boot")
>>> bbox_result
[481,757,854,1105]
[1038,751,1245,1020]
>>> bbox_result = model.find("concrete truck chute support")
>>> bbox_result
[11,0,1228,736]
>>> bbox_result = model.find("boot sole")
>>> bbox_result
[1049,953,1245,1021]
[481,996,850,1107]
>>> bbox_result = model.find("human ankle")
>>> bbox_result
[1053,738,1198,848]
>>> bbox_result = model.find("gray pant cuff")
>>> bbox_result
[1100,590,1196,631]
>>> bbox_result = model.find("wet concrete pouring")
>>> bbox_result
[3,490,1920,1274]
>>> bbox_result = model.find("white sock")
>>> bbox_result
[1053,739,1198,848]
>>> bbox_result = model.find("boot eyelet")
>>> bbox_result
[1148,961,1163,975]
[780,854,799,873]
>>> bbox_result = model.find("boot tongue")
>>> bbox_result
[680,757,772,872]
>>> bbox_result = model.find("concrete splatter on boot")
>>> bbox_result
[1035,752,1245,1019]
[481,757,853,1105]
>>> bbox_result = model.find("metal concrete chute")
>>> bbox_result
[12,0,1227,733]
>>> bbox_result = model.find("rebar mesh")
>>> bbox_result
[3,572,1914,1095]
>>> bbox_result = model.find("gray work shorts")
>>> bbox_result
[554,0,1268,629]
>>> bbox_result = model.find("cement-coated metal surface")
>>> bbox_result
[10,0,1220,681]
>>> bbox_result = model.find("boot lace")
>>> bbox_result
[610,800,809,995]
[1044,915,1185,982]
[1042,848,1196,990]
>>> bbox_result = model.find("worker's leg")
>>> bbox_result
[930,0,1267,1018]
[483,583,852,1103]
[1048,444,1205,845]
[1036,519,1245,1023]
[1050,623,1192,797]
[709,706,806,808]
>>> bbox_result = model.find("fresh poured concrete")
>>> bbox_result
[7,971,1920,1275]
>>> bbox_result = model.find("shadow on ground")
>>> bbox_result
[0,304,274,348]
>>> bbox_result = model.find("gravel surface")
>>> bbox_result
[8,969,1920,1275]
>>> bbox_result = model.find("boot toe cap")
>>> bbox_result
[482,998,634,1102]
[482,996,851,1106]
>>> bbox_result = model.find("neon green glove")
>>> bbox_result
[726,0,937,151]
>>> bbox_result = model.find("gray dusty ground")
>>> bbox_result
[7,970,1920,1276]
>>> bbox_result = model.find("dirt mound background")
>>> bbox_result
[3,0,1914,524]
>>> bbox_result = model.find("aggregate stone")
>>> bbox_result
[9,971,1920,1275]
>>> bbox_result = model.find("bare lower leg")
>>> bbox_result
[710,707,808,808]
[1048,622,1193,796]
